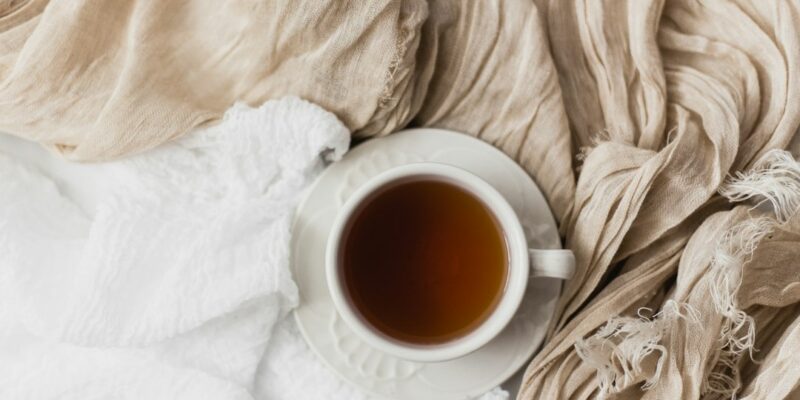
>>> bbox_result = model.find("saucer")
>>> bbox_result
[291,128,562,400]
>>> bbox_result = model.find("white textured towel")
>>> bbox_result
[0,97,507,400]
[0,97,349,399]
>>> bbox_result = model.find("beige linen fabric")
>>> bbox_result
[518,1,800,399]
[0,0,427,159]
[3,1,800,399]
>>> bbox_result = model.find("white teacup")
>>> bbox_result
[326,163,575,362]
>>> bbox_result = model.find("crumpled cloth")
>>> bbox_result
[4,0,800,399]
[0,96,508,400]
[0,97,348,399]
[515,1,800,399]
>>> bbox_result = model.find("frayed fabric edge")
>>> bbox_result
[702,217,774,398]
[576,151,800,399]
[575,301,699,398]
[704,150,800,397]
[719,149,800,223]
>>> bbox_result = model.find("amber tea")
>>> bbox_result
[341,178,508,344]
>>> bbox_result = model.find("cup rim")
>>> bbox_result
[325,162,529,362]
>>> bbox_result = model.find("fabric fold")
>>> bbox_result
[0,97,349,399]
[519,1,800,399]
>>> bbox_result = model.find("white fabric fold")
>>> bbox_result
[0,97,349,399]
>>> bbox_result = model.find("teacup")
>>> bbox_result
[326,163,574,362]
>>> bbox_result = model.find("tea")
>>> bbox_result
[341,178,508,344]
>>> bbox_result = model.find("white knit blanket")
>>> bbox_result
[0,97,507,400]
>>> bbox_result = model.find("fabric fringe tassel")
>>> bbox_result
[575,301,699,397]
[703,150,799,397]
[703,217,774,398]
[719,149,800,223]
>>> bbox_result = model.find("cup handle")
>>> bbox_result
[528,249,575,280]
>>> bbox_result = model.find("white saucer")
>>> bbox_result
[291,129,562,400]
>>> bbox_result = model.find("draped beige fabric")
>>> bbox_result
[3,1,800,399]
[517,1,800,399]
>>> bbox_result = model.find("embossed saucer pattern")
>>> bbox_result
[291,129,563,400]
